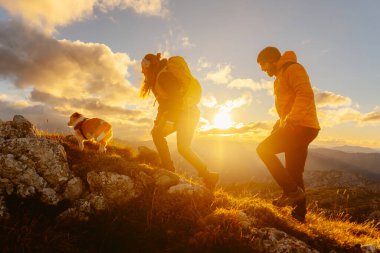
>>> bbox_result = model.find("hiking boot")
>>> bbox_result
[273,187,305,207]
[291,210,306,223]
[202,171,219,191]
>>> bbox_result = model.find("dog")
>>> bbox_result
[68,112,113,152]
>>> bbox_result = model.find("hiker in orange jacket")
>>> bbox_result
[256,47,320,222]
[140,53,219,190]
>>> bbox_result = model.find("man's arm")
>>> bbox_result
[284,64,315,124]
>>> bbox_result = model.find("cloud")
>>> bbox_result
[201,95,217,108]
[97,0,167,16]
[361,111,380,122]
[199,121,272,135]
[0,0,167,33]
[205,64,232,84]
[0,21,138,107]
[314,88,352,108]
[180,36,195,49]
[196,57,211,71]
[218,93,252,112]
[228,78,272,93]
[318,107,380,127]
[0,21,157,140]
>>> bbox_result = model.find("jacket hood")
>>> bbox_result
[276,51,297,71]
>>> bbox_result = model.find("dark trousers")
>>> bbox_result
[151,108,207,175]
[256,125,319,216]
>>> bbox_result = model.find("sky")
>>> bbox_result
[0,0,379,148]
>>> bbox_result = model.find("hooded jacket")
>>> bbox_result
[274,51,320,129]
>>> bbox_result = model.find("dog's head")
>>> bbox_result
[68,112,83,126]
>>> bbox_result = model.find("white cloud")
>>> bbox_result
[314,88,352,108]
[197,57,211,71]
[205,64,232,84]
[318,107,380,127]
[0,0,167,33]
[0,21,138,107]
[201,95,217,108]
[181,36,195,49]
[228,78,272,94]
[219,93,252,112]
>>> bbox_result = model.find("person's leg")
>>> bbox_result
[256,128,299,193]
[151,118,176,171]
[176,108,208,176]
[285,146,308,220]
[285,127,319,220]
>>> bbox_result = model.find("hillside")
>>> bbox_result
[1,116,379,252]
[124,138,380,183]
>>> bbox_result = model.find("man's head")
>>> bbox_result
[257,46,281,77]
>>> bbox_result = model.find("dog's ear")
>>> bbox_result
[72,112,81,118]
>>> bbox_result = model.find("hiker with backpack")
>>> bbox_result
[140,53,219,190]
[255,47,320,222]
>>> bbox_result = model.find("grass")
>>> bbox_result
[0,133,379,252]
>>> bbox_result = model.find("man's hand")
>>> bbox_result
[283,119,297,133]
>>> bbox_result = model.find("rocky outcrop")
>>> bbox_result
[0,116,82,206]
[0,116,211,222]
[0,115,39,139]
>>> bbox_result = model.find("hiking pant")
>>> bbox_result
[256,125,319,216]
[151,108,208,175]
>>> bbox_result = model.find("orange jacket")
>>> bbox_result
[274,51,320,130]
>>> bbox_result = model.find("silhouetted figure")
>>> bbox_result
[256,47,320,222]
[140,53,219,190]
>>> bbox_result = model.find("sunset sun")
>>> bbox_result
[213,110,233,129]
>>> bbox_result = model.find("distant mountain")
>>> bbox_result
[307,148,380,181]
[116,138,380,183]
[331,145,380,153]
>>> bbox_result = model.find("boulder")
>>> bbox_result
[0,115,39,139]
[168,180,207,195]
[63,177,86,200]
[250,227,319,253]
[0,116,77,207]
[152,169,180,189]
[0,196,10,220]
[87,171,140,206]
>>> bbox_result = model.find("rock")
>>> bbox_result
[168,180,207,195]
[250,227,319,253]
[0,134,73,206]
[0,196,10,220]
[58,193,108,222]
[0,138,71,192]
[0,115,39,139]
[64,177,86,200]
[41,188,60,205]
[153,169,180,189]
[0,178,14,195]
[361,244,377,253]
[87,171,139,206]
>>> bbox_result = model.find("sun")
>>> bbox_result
[213,110,233,129]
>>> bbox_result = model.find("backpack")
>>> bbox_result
[157,56,202,108]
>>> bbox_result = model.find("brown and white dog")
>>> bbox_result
[68,112,113,152]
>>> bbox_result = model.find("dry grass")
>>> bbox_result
[1,133,379,252]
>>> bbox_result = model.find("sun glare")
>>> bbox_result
[213,110,233,129]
